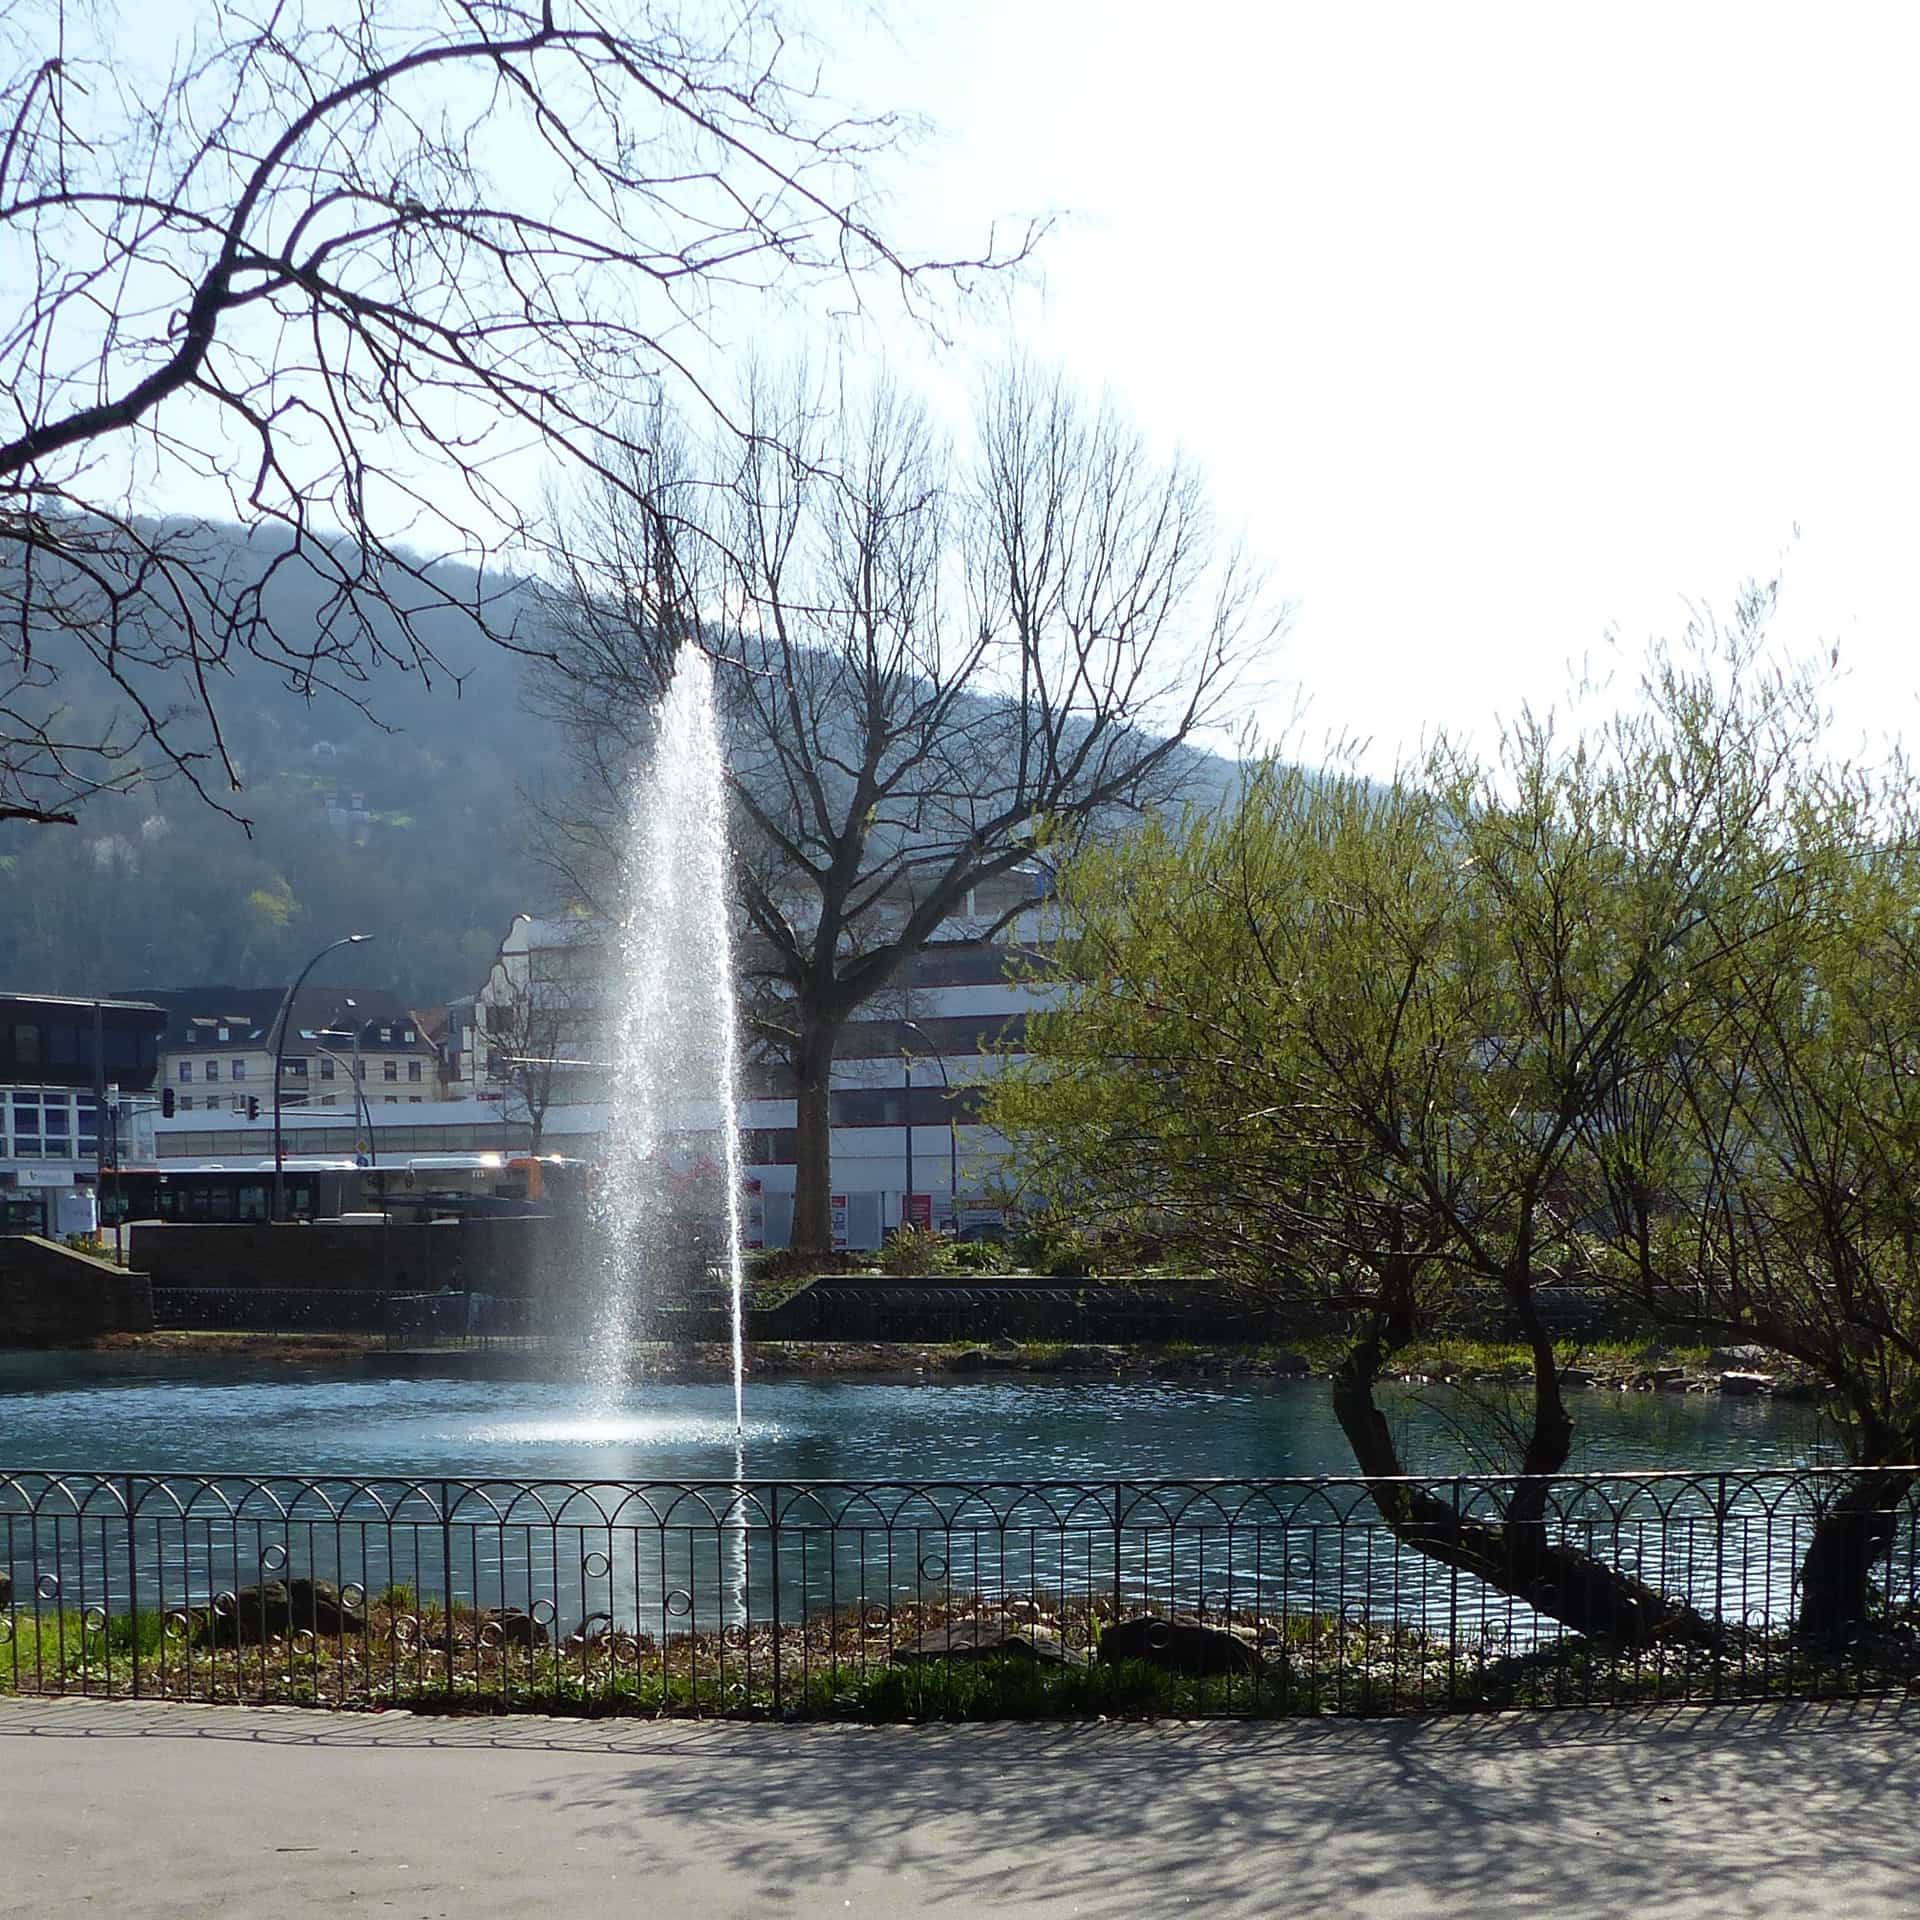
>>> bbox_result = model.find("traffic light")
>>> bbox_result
[247,1097,260,1121]
[161,1087,175,1118]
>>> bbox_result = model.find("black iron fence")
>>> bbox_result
[4,1468,1918,1718]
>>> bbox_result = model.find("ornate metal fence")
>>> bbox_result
[3,1469,1917,1716]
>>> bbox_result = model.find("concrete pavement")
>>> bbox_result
[3,1695,1912,1917]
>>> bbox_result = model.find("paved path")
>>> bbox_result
[3,1696,1911,1917]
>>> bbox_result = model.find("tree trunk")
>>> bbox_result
[788,1017,838,1255]
[1797,1466,1916,1640]
[1330,1322,1720,1651]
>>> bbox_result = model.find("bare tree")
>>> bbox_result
[0,0,1032,827]
[531,363,1277,1250]
[482,971,572,1151]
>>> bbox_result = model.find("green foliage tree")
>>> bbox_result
[1585,762,1920,1633]
[993,618,1841,1645]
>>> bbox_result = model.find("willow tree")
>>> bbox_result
[1586,768,1920,1636]
[992,634,1832,1644]
[0,0,1030,826]
[532,364,1273,1253]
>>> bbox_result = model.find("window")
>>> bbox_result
[44,1100,71,1147]
[282,1057,308,1081]
[378,1026,392,1044]
[319,1057,335,1081]
[178,1061,193,1083]
[320,1094,338,1108]
[12,1023,40,1071]
[178,1096,194,1113]
[217,1026,229,1042]
[205,1060,220,1082]
[383,1060,398,1082]
[407,1060,422,1083]
[231,1059,246,1082]
[408,1095,422,1104]
[383,1093,397,1104]
[401,1026,415,1044]
[233,1096,249,1112]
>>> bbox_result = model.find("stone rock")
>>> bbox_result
[1267,1350,1313,1377]
[200,1577,366,1646]
[892,1620,1089,1667]
[1719,1370,1774,1397]
[1709,1344,1775,1371]
[1557,1367,1597,1388]
[945,1348,992,1374]
[1770,1378,1835,1404]
[1041,1346,1121,1373]
[1099,1614,1266,1677]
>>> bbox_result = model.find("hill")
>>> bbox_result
[0,524,565,1004]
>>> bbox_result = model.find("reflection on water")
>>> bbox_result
[0,1350,1831,1482]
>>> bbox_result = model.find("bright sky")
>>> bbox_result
[845,1,1920,775]
[58,1,1920,782]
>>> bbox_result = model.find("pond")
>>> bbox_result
[0,1355,1857,1652]
[0,1351,1832,1482]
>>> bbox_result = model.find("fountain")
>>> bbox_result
[593,647,749,1429]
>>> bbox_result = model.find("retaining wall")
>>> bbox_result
[129,1218,565,1297]
[0,1236,154,1342]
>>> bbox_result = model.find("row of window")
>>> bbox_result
[0,1018,159,1087]
[171,1093,430,1112]
[178,1057,426,1084]
[160,1123,511,1157]
[3,1091,102,1162]
[182,1022,418,1046]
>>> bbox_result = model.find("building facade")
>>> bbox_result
[0,993,167,1232]
[127,985,444,1123]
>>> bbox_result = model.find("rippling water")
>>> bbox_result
[0,1352,1831,1482]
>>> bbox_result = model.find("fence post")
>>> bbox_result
[1112,1481,1126,1623]
[768,1483,783,1717]
[125,1474,141,1699]
[440,1481,456,1695]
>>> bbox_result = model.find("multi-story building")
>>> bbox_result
[457,872,1055,1246]
[460,916,603,1132]
[127,985,444,1122]
[0,992,167,1232]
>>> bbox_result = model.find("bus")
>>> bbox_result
[102,1153,588,1225]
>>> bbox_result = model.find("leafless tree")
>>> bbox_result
[482,973,572,1150]
[0,0,1032,826]
[530,363,1278,1250]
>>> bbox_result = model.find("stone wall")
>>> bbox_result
[0,1236,155,1343]
[129,1218,563,1297]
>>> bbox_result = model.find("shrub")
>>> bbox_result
[876,1226,959,1277]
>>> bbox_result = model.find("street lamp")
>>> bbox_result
[273,934,373,1220]
[900,1019,958,1230]
[314,1034,376,1163]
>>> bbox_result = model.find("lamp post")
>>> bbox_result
[273,934,372,1220]
[900,1019,957,1229]
[314,1035,377,1162]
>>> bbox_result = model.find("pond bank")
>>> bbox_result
[42,1329,1832,1401]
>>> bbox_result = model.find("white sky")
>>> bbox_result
[844,0,1920,775]
[60,1,1920,780]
